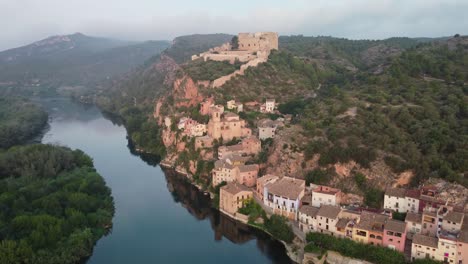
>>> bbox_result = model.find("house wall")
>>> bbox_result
[316,216,338,235]
[458,241,468,264]
[436,238,458,263]
[212,167,236,186]
[406,221,422,235]
[264,189,303,220]
[383,228,406,252]
[298,212,317,233]
[353,228,369,244]
[368,230,384,246]
[405,196,420,213]
[384,195,407,212]
[220,189,253,215]
[442,219,463,234]
[422,214,438,237]
[236,168,258,188]
[412,243,437,261]
[259,127,276,140]
[312,192,338,207]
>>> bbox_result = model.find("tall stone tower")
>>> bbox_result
[207,106,223,139]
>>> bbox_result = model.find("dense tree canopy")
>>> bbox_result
[0,97,48,149]
[0,144,114,264]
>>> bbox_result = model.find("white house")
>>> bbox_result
[298,205,319,233]
[315,205,341,235]
[311,185,342,207]
[384,188,407,213]
[263,177,305,220]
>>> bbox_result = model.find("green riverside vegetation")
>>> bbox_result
[0,144,114,264]
[0,97,48,149]
[306,232,441,264]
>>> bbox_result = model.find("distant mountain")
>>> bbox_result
[0,33,170,86]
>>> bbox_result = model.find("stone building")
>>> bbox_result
[298,205,320,233]
[219,182,253,215]
[263,177,305,220]
[383,219,407,252]
[237,32,279,52]
[412,234,439,261]
[405,212,423,238]
[207,110,251,141]
[217,136,261,159]
[260,99,276,113]
[256,174,279,200]
[311,185,342,208]
[257,118,282,140]
[211,158,259,187]
[316,205,342,235]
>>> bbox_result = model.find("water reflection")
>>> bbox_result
[163,169,293,264]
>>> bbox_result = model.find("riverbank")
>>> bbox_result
[162,165,300,263]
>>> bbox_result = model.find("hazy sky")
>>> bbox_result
[2,0,468,51]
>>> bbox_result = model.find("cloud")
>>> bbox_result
[1,0,467,51]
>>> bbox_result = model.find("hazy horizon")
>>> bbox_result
[2,0,468,51]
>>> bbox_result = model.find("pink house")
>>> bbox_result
[383,219,407,252]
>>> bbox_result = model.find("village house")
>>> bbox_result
[219,182,253,215]
[255,174,279,200]
[405,212,423,238]
[421,208,438,237]
[260,99,276,113]
[315,205,341,235]
[211,158,259,188]
[384,188,407,213]
[441,210,464,234]
[384,187,420,213]
[263,177,305,220]
[334,218,354,238]
[190,123,207,137]
[311,185,342,208]
[458,230,468,264]
[298,205,319,233]
[218,136,261,159]
[236,164,259,188]
[412,234,439,261]
[200,98,216,115]
[438,232,458,263]
[207,108,251,141]
[257,118,282,140]
[383,219,407,252]
[227,100,243,112]
[353,212,389,245]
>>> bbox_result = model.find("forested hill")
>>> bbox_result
[0,33,170,87]
[0,97,48,148]
[214,35,468,187]
[0,144,114,264]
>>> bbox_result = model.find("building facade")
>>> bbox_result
[219,182,253,215]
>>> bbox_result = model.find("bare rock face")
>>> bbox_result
[176,141,186,152]
[189,160,197,175]
[173,74,204,108]
[162,129,176,148]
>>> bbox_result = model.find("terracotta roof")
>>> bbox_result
[221,182,251,195]
[299,205,320,217]
[356,212,388,232]
[317,205,341,219]
[413,234,438,248]
[444,211,464,224]
[266,177,305,200]
[405,212,422,223]
[336,218,350,229]
[385,188,406,198]
[224,112,239,118]
[385,219,406,233]
[313,185,340,195]
[405,189,421,199]
[423,210,437,218]
[237,164,259,173]
[257,174,279,185]
[214,160,234,170]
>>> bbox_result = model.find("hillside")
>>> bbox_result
[0,33,170,87]
[89,33,467,196]
[212,35,468,190]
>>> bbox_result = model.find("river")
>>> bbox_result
[37,97,292,264]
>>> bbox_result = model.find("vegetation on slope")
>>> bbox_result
[0,33,170,86]
[0,144,114,264]
[214,36,467,187]
[0,97,48,148]
[182,59,242,81]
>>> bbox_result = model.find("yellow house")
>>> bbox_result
[219,182,253,216]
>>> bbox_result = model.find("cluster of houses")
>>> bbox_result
[219,174,468,263]
[384,186,468,263]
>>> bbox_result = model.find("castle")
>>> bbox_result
[191,32,278,64]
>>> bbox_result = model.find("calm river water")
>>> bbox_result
[38,97,291,264]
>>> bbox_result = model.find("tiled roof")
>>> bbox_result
[221,182,251,195]
[313,185,340,195]
[238,164,259,173]
[413,234,438,248]
[405,212,422,223]
[444,211,464,224]
[214,160,234,170]
[267,177,305,199]
[299,205,320,217]
[356,212,388,232]
[317,205,341,219]
[385,188,406,198]
[335,218,350,229]
[405,189,421,199]
[257,174,279,185]
[385,219,406,233]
